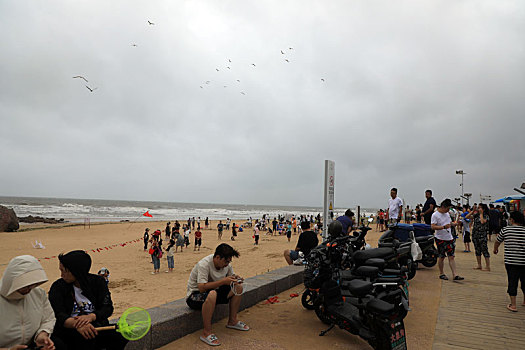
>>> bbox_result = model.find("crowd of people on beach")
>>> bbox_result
[2,194,524,349]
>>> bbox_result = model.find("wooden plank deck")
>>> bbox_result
[433,240,525,350]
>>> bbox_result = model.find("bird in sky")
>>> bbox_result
[148,20,155,25]
[240,92,246,95]
[289,47,293,50]
[224,85,228,88]
[285,59,290,63]
[216,68,220,71]
[229,59,232,62]
[227,66,231,69]
[236,79,240,82]
[251,63,256,67]
[281,50,285,54]
[205,81,210,84]
[85,85,98,92]
[72,76,88,83]
[321,78,325,82]
[131,44,138,47]
[200,86,203,88]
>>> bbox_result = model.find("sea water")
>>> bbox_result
[0,196,378,223]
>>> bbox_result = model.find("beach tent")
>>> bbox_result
[493,195,525,203]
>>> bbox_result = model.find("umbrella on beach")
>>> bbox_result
[493,195,525,203]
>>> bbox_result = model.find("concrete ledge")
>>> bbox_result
[124,265,304,349]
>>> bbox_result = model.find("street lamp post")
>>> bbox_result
[456,170,466,205]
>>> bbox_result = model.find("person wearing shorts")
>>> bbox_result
[431,199,464,281]
[284,221,319,265]
[194,229,202,251]
[186,244,249,346]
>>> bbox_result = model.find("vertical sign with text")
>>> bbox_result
[323,160,335,239]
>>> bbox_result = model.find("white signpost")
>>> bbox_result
[323,160,335,240]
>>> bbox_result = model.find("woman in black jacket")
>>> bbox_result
[48,250,127,350]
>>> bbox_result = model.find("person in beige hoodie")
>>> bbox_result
[0,255,56,350]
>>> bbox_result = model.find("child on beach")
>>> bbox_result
[254,224,260,245]
[231,223,237,241]
[217,221,224,240]
[166,239,175,272]
[98,267,110,285]
[184,225,191,248]
[194,228,202,251]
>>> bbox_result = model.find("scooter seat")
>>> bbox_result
[366,298,394,315]
[382,268,403,276]
[343,279,374,297]
[353,248,394,265]
[363,258,386,269]
[375,276,404,284]
[416,236,433,243]
[354,266,380,278]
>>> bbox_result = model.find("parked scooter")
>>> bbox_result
[380,223,438,268]
[314,271,407,350]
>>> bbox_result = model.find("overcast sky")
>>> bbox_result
[1,0,524,208]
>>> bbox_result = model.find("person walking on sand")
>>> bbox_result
[431,199,464,281]
[194,228,202,251]
[175,231,185,252]
[466,203,491,271]
[231,223,237,241]
[494,211,525,312]
[165,222,171,239]
[253,223,260,245]
[186,244,249,346]
[205,217,209,229]
[150,240,161,274]
[165,239,175,273]
[143,228,150,251]
[217,221,224,240]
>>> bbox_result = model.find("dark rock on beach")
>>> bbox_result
[0,205,20,232]
[18,215,65,224]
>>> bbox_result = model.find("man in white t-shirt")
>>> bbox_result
[186,244,249,346]
[387,187,403,224]
[431,198,464,282]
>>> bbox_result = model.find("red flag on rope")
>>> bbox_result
[143,211,153,218]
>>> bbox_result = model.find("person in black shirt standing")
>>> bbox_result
[422,189,437,225]
[283,221,319,265]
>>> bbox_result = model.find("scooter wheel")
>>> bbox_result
[421,255,437,268]
[313,298,332,325]
[407,261,417,280]
[301,290,317,310]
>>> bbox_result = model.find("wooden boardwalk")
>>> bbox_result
[433,241,525,350]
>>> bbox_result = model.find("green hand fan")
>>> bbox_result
[95,307,152,341]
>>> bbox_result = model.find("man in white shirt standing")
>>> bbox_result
[387,187,403,224]
[186,244,249,346]
[431,198,464,281]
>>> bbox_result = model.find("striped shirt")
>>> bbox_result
[497,225,525,265]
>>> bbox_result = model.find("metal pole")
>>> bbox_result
[461,173,464,205]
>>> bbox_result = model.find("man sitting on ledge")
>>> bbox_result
[186,243,249,346]
[284,221,319,265]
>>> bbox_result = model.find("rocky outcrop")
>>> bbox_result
[18,216,65,224]
[0,205,19,232]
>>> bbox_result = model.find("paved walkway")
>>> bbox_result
[433,240,525,350]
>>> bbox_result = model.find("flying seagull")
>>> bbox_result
[251,63,256,67]
[229,59,232,62]
[321,78,325,82]
[240,92,246,95]
[289,47,293,50]
[227,66,231,69]
[148,20,155,25]
[285,59,290,63]
[131,44,138,47]
[73,76,88,83]
[85,85,98,93]
[281,50,285,54]
[205,81,210,84]
[224,85,228,88]
[236,79,240,82]
[200,86,203,88]
[216,68,219,71]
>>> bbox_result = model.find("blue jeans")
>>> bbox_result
[167,255,174,269]
[152,255,160,270]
